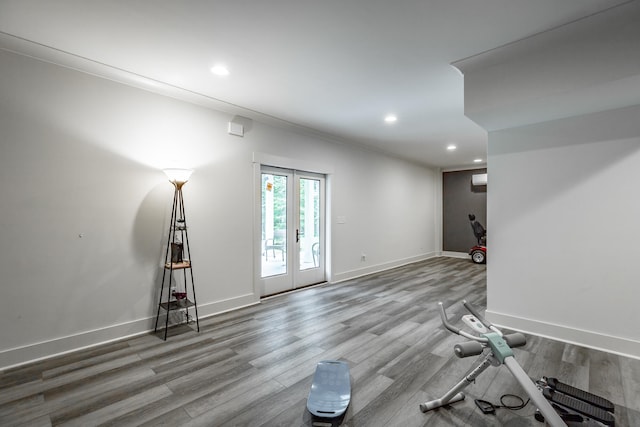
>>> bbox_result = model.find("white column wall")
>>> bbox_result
[486,105,640,358]
[453,0,640,358]
[0,50,438,368]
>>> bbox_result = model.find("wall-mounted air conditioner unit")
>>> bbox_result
[472,173,487,186]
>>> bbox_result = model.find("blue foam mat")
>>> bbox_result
[307,360,351,418]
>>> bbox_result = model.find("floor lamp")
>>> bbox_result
[154,168,200,340]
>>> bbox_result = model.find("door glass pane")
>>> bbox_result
[299,178,320,271]
[262,173,287,277]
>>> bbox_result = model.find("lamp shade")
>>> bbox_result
[163,168,193,184]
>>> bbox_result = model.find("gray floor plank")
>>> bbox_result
[57,384,173,427]
[182,379,285,425]
[619,354,640,412]
[0,257,636,426]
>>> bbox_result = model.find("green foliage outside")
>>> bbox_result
[261,174,319,240]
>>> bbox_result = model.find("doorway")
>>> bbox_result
[259,166,326,296]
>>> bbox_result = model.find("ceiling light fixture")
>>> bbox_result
[474,158,483,163]
[384,114,397,124]
[210,64,230,76]
[447,144,457,151]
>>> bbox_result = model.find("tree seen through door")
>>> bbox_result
[262,173,287,277]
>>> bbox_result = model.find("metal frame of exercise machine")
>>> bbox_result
[419,300,615,427]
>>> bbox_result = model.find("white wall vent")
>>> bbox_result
[228,121,244,137]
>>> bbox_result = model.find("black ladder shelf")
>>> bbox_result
[154,175,200,340]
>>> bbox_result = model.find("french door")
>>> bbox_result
[260,166,325,296]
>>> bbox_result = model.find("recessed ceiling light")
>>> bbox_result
[474,158,483,163]
[384,114,397,123]
[210,64,230,76]
[447,144,457,151]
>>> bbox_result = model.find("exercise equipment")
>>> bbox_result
[307,360,351,420]
[468,214,486,264]
[419,300,615,426]
[420,300,565,426]
[536,377,615,425]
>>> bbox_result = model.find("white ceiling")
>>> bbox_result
[0,0,629,168]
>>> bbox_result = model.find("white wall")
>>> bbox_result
[329,146,437,281]
[0,50,438,369]
[454,1,640,132]
[454,0,640,358]
[486,105,640,358]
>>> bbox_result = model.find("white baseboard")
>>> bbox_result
[0,293,259,371]
[330,252,438,283]
[197,293,260,319]
[441,251,469,259]
[486,310,640,360]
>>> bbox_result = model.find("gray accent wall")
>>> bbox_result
[442,169,487,253]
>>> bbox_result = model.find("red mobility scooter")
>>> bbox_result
[469,214,486,264]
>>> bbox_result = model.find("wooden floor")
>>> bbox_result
[1,257,639,426]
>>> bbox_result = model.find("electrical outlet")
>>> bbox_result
[361,253,366,261]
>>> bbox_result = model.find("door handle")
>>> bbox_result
[296,229,300,243]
